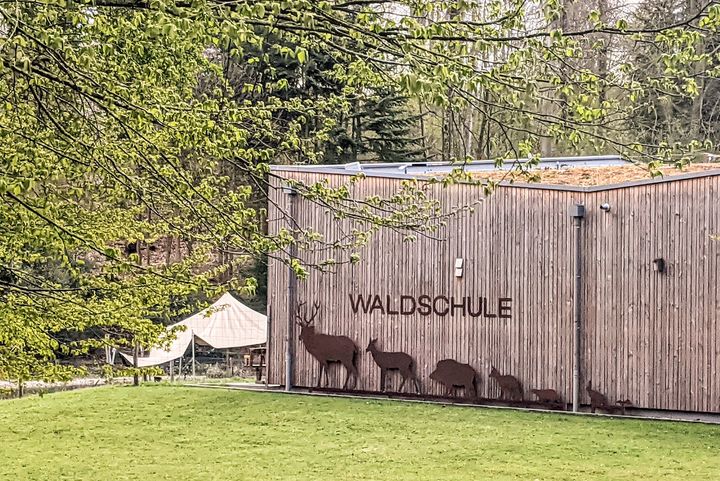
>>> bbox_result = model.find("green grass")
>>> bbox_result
[1,386,719,480]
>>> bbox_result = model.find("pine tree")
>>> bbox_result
[358,90,427,163]
[325,89,426,164]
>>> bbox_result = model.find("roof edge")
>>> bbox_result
[271,164,720,192]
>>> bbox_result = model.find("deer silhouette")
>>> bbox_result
[531,388,563,408]
[429,359,479,399]
[296,302,359,389]
[586,381,609,413]
[489,366,523,401]
[366,339,421,394]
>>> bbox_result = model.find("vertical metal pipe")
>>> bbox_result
[265,306,272,389]
[285,187,298,391]
[191,330,196,378]
[570,204,585,412]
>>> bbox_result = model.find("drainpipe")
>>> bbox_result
[265,306,271,389]
[569,203,586,412]
[283,184,298,391]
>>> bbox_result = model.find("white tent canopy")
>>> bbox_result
[119,293,267,368]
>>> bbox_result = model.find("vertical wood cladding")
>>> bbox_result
[268,171,720,413]
[582,176,720,412]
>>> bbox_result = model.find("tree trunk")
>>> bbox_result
[465,107,474,159]
[418,98,427,157]
[689,0,705,140]
[165,236,173,266]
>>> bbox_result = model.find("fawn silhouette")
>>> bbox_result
[586,381,609,413]
[615,399,633,415]
[489,366,523,401]
[429,359,479,399]
[586,382,634,414]
[531,389,563,408]
[366,339,421,393]
[296,302,359,389]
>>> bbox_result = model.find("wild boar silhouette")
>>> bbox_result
[429,359,479,399]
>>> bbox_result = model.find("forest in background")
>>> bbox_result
[1,0,719,381]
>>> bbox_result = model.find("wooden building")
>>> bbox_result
[267,156,720,414]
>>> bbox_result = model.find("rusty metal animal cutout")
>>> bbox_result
[489,366,523,401]
[429,359,479,399]
[296,302,359,389]
[615,399,633,416]
[530,389,563,408]
[366,339,421,394]
[586,381,609,413]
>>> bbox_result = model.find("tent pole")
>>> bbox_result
[104,335,111,364]
[179,356,183,379]
[169,359,174,383]
[133,341,139,387]
[191,330,196,378]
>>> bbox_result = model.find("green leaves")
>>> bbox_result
[0,1,261,382]
[2,0,718,383]
[295,46,307,64]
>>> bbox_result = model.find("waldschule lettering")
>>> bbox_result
[349,294,512,318]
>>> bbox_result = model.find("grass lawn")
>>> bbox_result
[1,386,719,480]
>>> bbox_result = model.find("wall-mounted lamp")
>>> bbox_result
[600,203,611,213]
[569,204,586,218]
[653,258,666,274]
[454,258,464,278]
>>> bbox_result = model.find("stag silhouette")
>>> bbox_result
[296,302,359,389]
[366,339,421,393]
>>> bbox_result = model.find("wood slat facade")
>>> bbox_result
[267,169,720,413]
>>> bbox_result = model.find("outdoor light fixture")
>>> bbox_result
[600,203,611,213]
[569,204,586,218]
[653,258,666,273]
[454,258,464,278]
